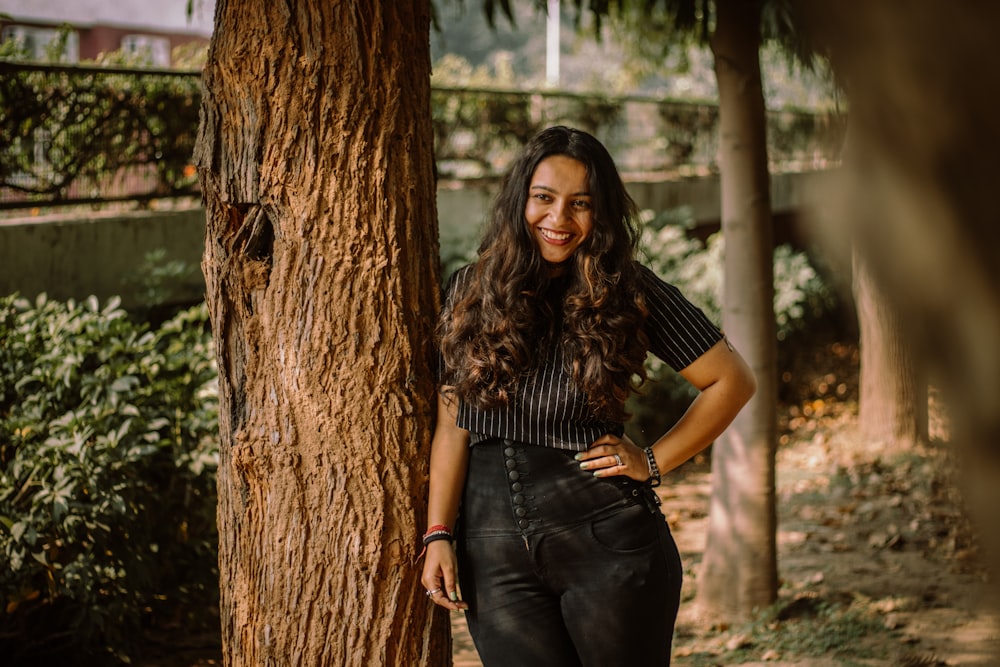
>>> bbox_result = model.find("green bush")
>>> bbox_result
[0,294,218,665]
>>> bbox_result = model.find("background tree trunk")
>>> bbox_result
[854,246,928,448]
[195,1,450,664]
[697,0,779,621]
[802,0,1000,632]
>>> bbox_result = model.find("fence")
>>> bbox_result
[432,85,845,180]
[0,61,201,210]
[0,61,846,211]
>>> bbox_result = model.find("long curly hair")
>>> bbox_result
[438,126,649,421]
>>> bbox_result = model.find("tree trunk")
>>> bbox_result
[194,1,450,665]
[802,0,1000,637]
[854,246,928,448]
[790,0,1000,645]
[697,0,779,622]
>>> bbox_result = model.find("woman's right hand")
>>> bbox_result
[421,540,468,611]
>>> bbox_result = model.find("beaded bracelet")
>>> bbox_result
[422,524,453,546]
[643,447,661,487]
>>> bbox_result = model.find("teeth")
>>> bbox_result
[540,228,571,241]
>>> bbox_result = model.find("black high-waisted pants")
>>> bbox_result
[458,438,683,667]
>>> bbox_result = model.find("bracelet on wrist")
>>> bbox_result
[422,524,453,546]
[643,447,661,487]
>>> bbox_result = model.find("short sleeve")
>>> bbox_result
[638,264,723,370]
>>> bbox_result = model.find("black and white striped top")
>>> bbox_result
[441,264,722,452]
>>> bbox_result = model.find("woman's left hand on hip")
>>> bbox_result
[575,434,648,482]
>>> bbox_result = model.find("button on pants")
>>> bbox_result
[457,439,683,667]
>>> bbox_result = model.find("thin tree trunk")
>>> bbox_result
[697,0,779,622]
[195,1,450,665]
[854,246,928,448]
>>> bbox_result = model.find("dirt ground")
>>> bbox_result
[451,340,999,666]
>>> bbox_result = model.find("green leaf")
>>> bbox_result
[115,419,133,443]
[10,520,26,541]
[53,496,69,522]
[110,375,139,394]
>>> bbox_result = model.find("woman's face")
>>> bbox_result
[524,155,594,268]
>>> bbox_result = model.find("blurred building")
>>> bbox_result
[0,0,214,66]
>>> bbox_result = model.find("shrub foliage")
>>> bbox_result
[0,295,218,664]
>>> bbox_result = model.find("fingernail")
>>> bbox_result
[449,591,458,601]
[573,453,583,461]
[579,462,588,470]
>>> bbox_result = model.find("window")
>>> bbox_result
[1,25,80,62]
[121,34,171,67]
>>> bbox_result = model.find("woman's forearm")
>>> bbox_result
[426,393,471,529]
[427,436,470,528]
[649,340,757,475]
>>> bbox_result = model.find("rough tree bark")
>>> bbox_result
[194,1,450,665]
[697,0,779,621]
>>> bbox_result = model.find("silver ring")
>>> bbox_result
[613,454,623,467]
[426,588,441,597]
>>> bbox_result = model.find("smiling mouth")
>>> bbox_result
[539,228,572,242]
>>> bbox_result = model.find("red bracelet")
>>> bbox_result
[422,525,453,546]
[416,524,453,562]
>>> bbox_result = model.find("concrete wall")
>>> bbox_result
[0,171,830,308]
[0,208,207,307]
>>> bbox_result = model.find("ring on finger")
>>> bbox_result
[613,453,623,467]
[426,588,441,597]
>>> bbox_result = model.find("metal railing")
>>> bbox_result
[432,84,845,180]
[0,61,201,210]
[0,60,845,211]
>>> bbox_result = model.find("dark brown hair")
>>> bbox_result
[438,126,649,420]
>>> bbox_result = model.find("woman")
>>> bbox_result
[420,126,756,666]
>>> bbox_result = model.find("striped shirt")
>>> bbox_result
[441,263,722,452]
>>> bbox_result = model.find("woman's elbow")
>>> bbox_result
[741,368,758,404]
[732,359,758,406]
